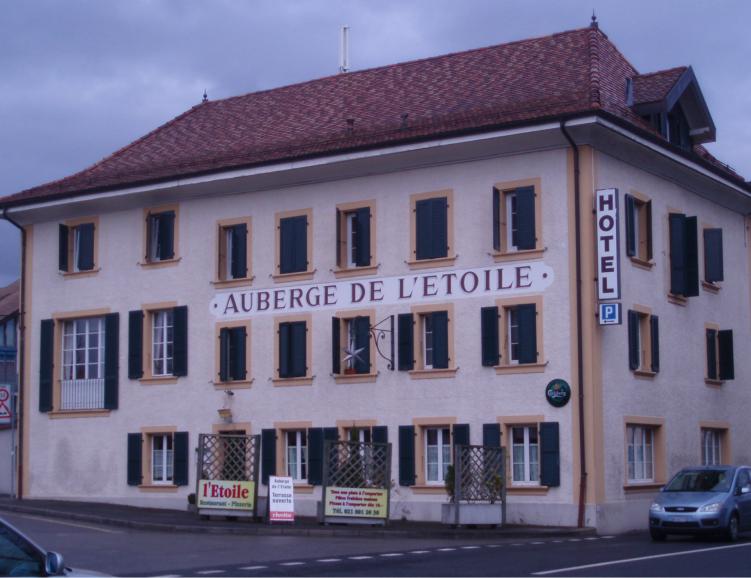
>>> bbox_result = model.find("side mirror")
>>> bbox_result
[45,552,65,576]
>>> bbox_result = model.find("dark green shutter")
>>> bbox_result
[231,224,248,279]
[39,319,54,413]
[127,433,142,486]
[515,186,536,250]
[76,223,95,271]
[335,209,342,268]
[128,310,144,379]
[158,212,175,260]
[415,199,432,260]
[624,194,636,257]
[398,425,415,486]
[431,197,448,259]
[684,216,699,297]
[432,311,449,369]
[650,315,659,373]
[645,201,653,260]
[279,322,290,378]
[452,424,470,447]
[229,327,246,380]
[354,316,371,374]
[331,317,340,374]
[307,428,324,485]
[397,313,414,371]
[719,330,734,380]
[540,422,560,487]
[290,321,307,378]
[492,187,501,251]
[261,429,276,484]
[706,329,718,380]
[324,427,339,479]
[517,304,537,364]
[355,207,371,267]
[58,224,69,272]
[372,426,388,444]
[172,305,188,377]
[279,216,307,273]
[173,432,189,486]
[703,228,724,283]
[627,310,640,370]
[669,213,687,296]
[482,423,500,447]
[481,306,499,366]
[219,328,230,382]
[104,313,119,410]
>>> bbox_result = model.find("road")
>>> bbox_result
[2,510,750,576]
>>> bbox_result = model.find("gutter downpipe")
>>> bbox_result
[2,208,25,499]
[560,120,587,528]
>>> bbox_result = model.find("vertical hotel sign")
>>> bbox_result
[596,188,620,301]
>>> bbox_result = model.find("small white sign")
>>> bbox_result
[598,302,621,326]
[596,188,621,301]
[0,385,12,426]
[268,476,295,523]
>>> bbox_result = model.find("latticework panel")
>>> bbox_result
[456,445,504,503]
[198,433,259,482]
[324,441,390,489]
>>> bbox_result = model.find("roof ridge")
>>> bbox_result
[634,65,688,79]
[587,26,602,108]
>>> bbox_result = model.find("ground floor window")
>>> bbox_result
[701,429,723,466]
[151,433,174,484]
[511,426,539,484]
[425,426,451,484]
[627,425,654,482]
[286,430,308,482]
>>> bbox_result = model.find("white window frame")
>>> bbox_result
[148,215,161,262]
[627,425,654,482]
[424,426,451,485]
[61,317,104,382]
[345,212,358,268]
[72,226,82,273]
[511,426,539,485]
[152,310,174,377]
[507,308,520,365]
[422,314,434,369]
[224,227,235,280]
[286,430,308,482]
[701,429,722,466]
[505,191,519,251]
[151,433,174,485]
[345,427,372,444]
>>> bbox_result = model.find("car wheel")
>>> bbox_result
[724,513,739,542]
[650,528,666,542]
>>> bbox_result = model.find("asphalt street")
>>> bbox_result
[2,510,750,576]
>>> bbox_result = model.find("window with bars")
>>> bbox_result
[425,426,451,484]
[627,425,654,482]
[152,310,174,377]
[511,426,539,484]
[286,430,308,482]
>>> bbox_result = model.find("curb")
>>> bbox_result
[0,502,596,540]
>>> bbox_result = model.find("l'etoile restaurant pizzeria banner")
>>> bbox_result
[211,263,554,319]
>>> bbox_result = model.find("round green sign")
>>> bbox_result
[545,379,571,408]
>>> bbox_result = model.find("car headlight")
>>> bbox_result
[650,502,664,513]
[698,502,722,513]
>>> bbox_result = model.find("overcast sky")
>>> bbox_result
[1,0,750,286]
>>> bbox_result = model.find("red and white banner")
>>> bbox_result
[268,476,295,523]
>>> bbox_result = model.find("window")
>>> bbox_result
[624,194,653,264]
[58,220,97,273]
[627,425,654,482]
[701,429,723,466]
[151,433,174,484]
[146,209,177,263]
[511,426,539,485]
[668,213,699,298]
[61,317,105,410]
[217,323,249,383]
[627,309,659,375]
[152,310,174,377]
[397,306,454,374]
[275,316,311,383]
[492,180,541,257]
[425,427,451,484]
[127,305,188,382]
[127,430,189,488]
[216,219,251,283]
[336,203,373,271]
[286,430,308,482]
[481,299,542,370]
[345,427,372,444]
[276,209,312,279]
[409,190,454,266]
[703,228,724,285]
[705,326,734,382]
[332,314,372,376]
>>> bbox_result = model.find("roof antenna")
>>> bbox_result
[590,10,598,28]
[202,90,208,103]
[339,25,350,73]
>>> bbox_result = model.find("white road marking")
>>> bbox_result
[461,545,481,550]
[4,512,123,534]
[410,550,430,554]
[381,553,403,557]
[280,562,304,566]
[437,547,456,551]
[532,541,544,545]
[552,540,563,543]
[196,571,224,575]
[237,566,267,571]
[486,544,501,548]
[601,535,616,539]
[511,543,523,546]
[532,542,751,576]
[349,556,372,560]
[585,537,599,540]
[567,538,581,542]
[317,558,341,563]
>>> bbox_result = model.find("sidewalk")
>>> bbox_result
[0,497,595,540]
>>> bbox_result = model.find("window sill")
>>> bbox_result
[211,276,255,289]
[48,409,111,419]
[406,256,457,270]
[494,362,547,375]
[334,372,378,384]
[410,485,448,495]
[272,270,315,283]
[139,376,179,385]
[623,482,663,493]
[408,367,458,380]
[667,293,688,306]
[332,265,380,279]
[629,256,655,271]
[138,257,182,269]
[272,376,314,387]
[293,484,315,494]
[633,369,657,380]
[701,281,721,294]
[213,379,254,390]
[491,247,546,263]
[61,268,101,279]
[506,485,549,495]
[138,484,179,493]
[704,378,724,387]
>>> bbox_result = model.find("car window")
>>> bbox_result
[0,524,44,577]
[664,469,732,492]
[736,469,750,490]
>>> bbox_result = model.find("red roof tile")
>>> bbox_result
[632,67,687,105]
[0,281,19,320]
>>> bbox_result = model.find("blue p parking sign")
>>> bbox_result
[598,302,621,325]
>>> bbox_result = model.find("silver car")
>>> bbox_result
[649,465,751,541]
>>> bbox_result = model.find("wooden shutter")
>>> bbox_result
[76,223,95,271]
[128,310,144,379]
[431,197,448,259]
[432,311,449,369]
[231,224,248,279]
[703,228,724,283]
[290,321,307,378]
[230,327,246,381]
[415,199,432,260]
[127,433,142,486]
[372,426,388,444]
[58,224,69,272]
[482,423,500,448]
[452,423,470,447]
[279,216,306,274]
[331,317,340,375]
[354,316,371,374]
[706,329,718,380]
[104,313,119,410]
[323,427,339,479]
[492,187,501,252]
[158,211,175,260]
[669,213,687,296]
[481,306,499,366]
[515,186,536,250]
[624,194,636,257]
[646,201,653,261]
[292,216,308,272]
[627,310,640,371]
[650,315,659,374]
[219,328,230,382]
[684,216,699,297]
[719,330,734,381]
[278,322,291,378]
[39,319,54,413]
[307,428,324,485]
[540,422,560,487]
[335,209,342,268]
[398,425,415,486]
[355,206,371,267]
[517,303,537,364]
[172,305,188,377]
[261,429,276,484]
[173,432,189,486]
[397,313,414,371]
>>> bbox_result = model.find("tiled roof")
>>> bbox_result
[632,66,687,105]
[0,25,745,207]
[0,281,19,320]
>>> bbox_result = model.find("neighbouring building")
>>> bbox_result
[0,280,19,495]
[1,22,749,532]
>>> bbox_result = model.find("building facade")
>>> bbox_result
[0,281,19,495]
[2,24,750,532]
